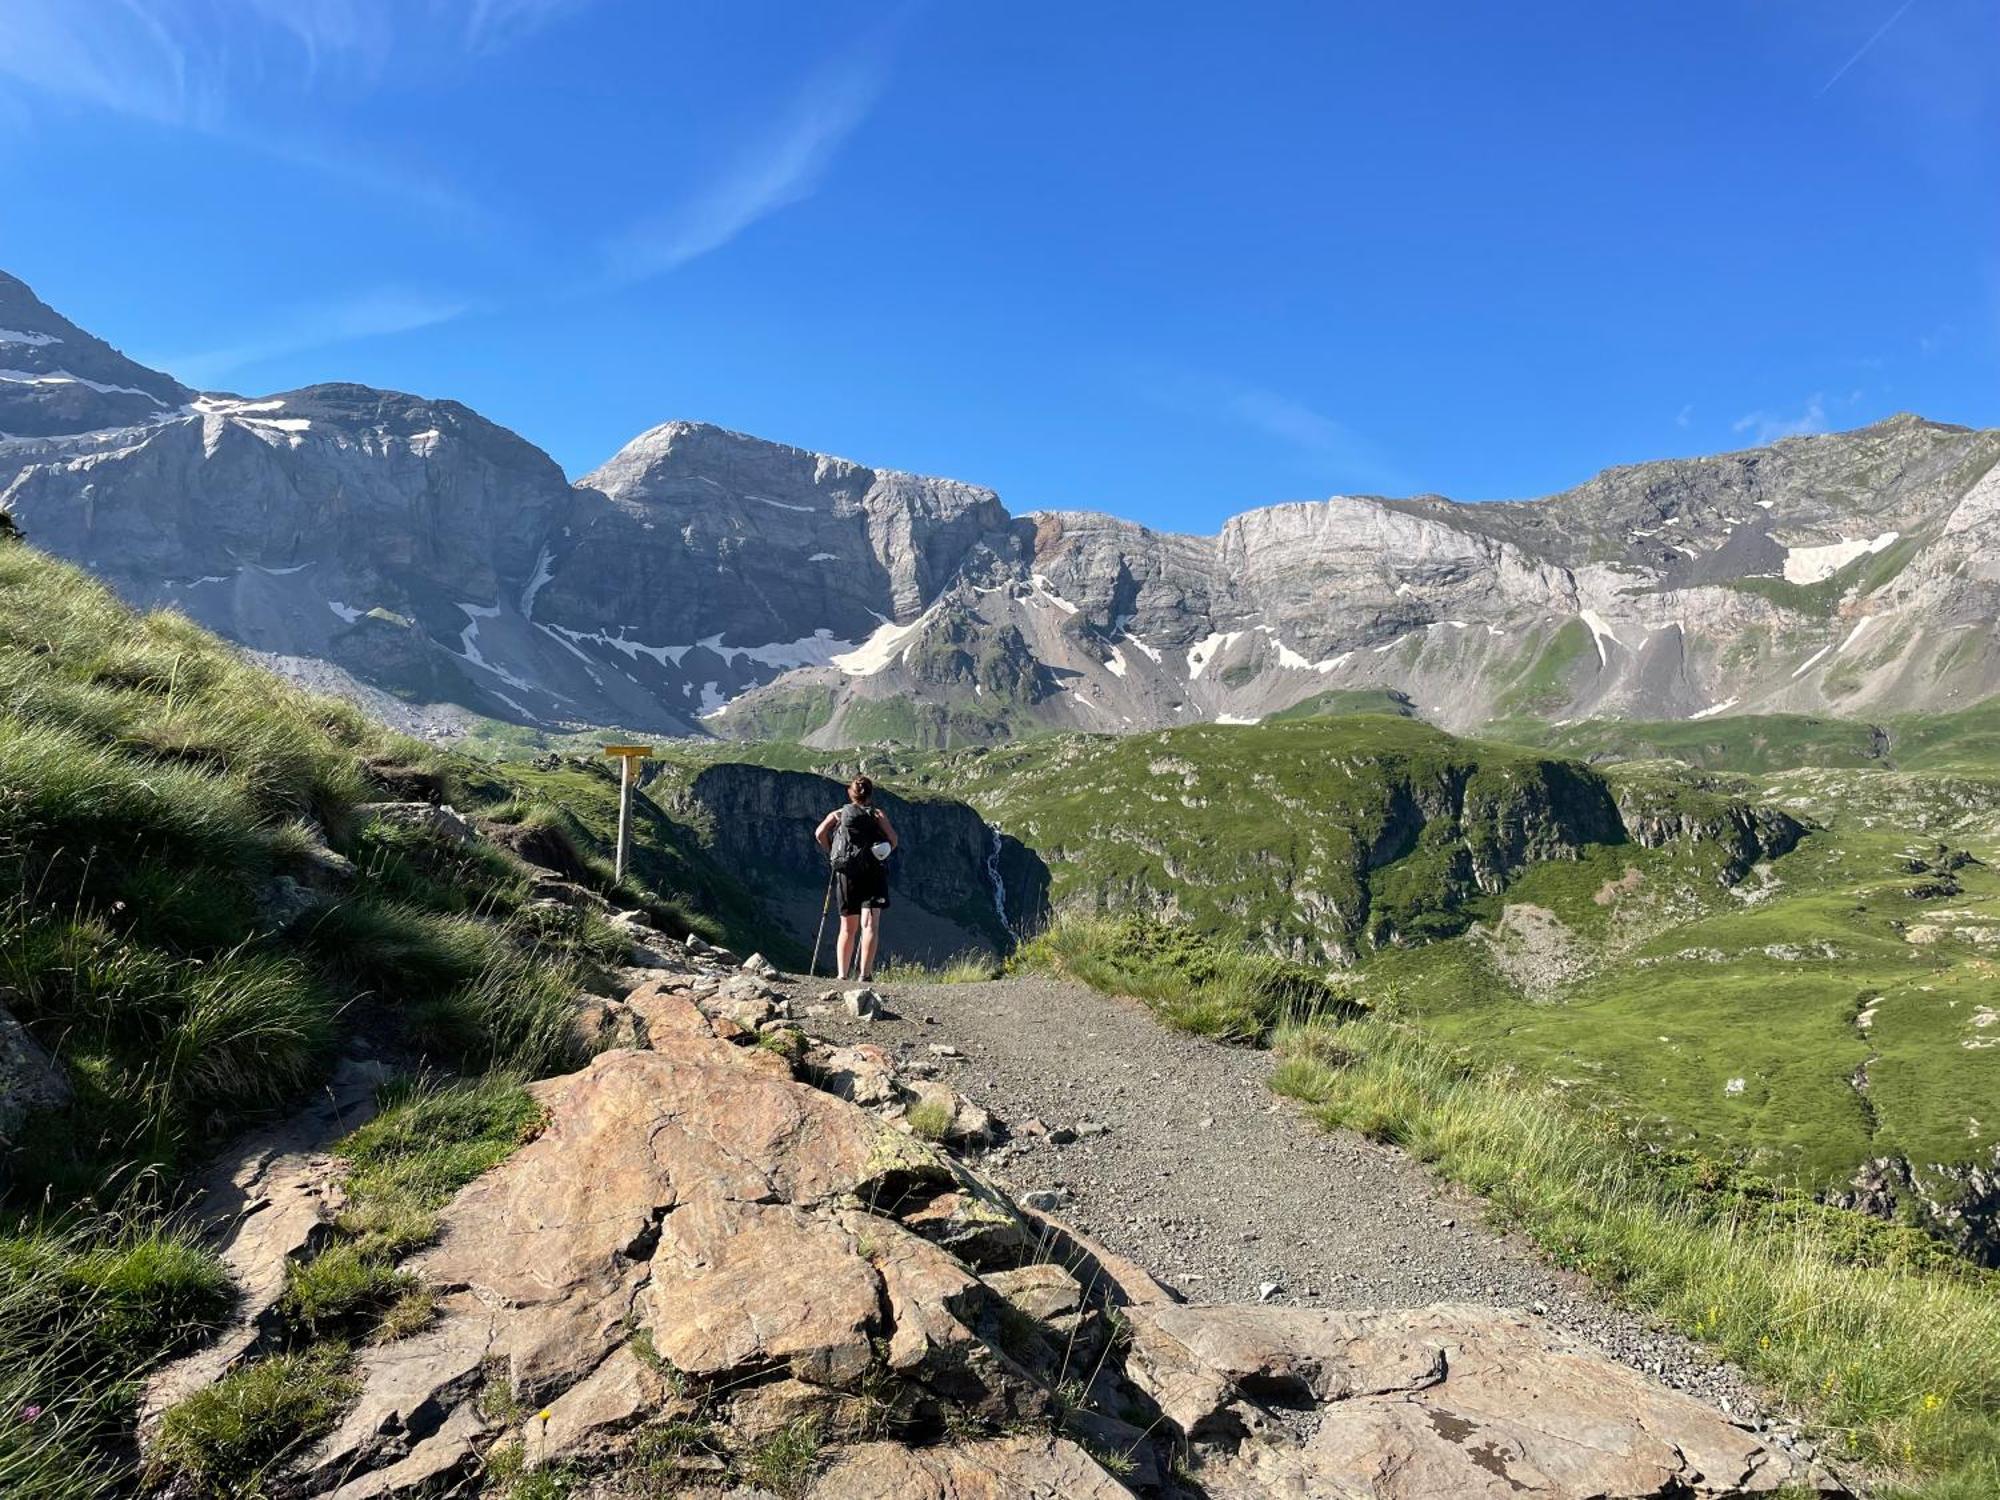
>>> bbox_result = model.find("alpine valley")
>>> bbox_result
[10,259,2000,1500]
[4,268,1997,750]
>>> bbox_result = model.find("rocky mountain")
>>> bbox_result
[4,268,1997,746]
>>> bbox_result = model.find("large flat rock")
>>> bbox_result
[1128,1302,1841,1498]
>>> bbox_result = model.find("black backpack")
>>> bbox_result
[828,804,883,875]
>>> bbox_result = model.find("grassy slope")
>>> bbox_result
[1507,695,2000,775]
[1266,687,1415,720]
[1364,773,2000,1198]
[0,543,764,1495]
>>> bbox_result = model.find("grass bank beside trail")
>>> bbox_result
[1022,913,2000,1499]
[0,545,728,1496]
[1271,1016,2000,1499]
[1011,912,1357,1041]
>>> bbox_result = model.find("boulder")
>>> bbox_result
[807,1042,901,1108]
[899,1079,996,1148]
[621,978,716,1043]
[568,993,644,1054]
[898,1186,1032,1270]
[742,951,781,979]
[0,1002,70,1146]
[642,1198,882,1388]
[982,1264,1084,1326]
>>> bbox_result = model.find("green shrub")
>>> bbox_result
[333,1076,545,1263]
[300,898,503,995]
[875,950,1003,984]
[740,1416,823,1497]
[905,1098,954,1142]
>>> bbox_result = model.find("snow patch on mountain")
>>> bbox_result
[1783,532,1899,585]
[0,369,166,402]
[832,605,941,675]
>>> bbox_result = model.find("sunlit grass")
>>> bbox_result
[1012,911,1355,1042]
[1271,1014,2000,1497]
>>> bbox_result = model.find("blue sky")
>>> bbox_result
[1,1,1994,531]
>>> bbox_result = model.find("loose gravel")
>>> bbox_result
[805,971,1791,1432]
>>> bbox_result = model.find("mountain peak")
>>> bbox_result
[0,268,191,438]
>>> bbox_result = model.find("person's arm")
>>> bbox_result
[814,811,839,850]
[874,808,899,851]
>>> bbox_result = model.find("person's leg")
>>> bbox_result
[836,913,860,980]
[859,906,882,980]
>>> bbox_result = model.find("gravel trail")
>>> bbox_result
[808,971,1779,1426]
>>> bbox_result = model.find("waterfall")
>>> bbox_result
[986,827,1011,937]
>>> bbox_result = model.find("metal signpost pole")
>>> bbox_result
[600,745,654,883]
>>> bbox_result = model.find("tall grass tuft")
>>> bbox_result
[0,1220,232,1500]
[874,949,1004,985]
[1012,911,1356,1041]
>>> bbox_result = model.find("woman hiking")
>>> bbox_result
[814,775,900,982]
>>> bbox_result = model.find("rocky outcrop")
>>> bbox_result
[1832,1151,2000,1269]
[138,1058,393,1431]
[1616,781,1810,886]
[141,937,1840,1499]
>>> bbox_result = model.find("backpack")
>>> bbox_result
[828,804,883,875]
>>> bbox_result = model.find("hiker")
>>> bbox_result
[814,775,899,982]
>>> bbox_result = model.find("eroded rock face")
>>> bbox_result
[137,1058,392,1433]
[11,271,1998,750]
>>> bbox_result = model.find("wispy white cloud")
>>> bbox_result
[161,288,472,386]
[1675,403,1695,428]
[462,0,589,53]
[1819,0,1918,94]
[599,47,889,284]
[0,0,583,220]
[1136,366,1406,494]
[1733,394,1829,444]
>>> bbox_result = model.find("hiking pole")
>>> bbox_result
[809,863,835,978]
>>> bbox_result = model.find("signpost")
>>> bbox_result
[601,745,654,883]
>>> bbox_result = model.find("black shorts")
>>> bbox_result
[836,863,889,915]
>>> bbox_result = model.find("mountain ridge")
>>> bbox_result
[3,268,1996,747]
